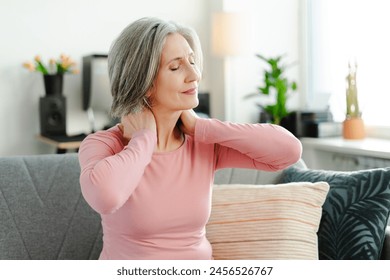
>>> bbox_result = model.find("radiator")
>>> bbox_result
[332,154,390,171]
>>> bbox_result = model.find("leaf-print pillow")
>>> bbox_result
[281,167,390,260]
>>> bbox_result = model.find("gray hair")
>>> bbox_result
[108,17,203,118]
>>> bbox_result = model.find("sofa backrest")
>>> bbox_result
[214,159,307,185]
[0,153,102,260]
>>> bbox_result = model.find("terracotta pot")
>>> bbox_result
[343,117,365,139]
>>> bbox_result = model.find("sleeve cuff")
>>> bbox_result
[132,129,157,142]
[194,118,211,143]
[127,129,157,151]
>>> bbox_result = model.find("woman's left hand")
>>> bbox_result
[179,110,199,136]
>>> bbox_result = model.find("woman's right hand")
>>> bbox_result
[119,109,157,142]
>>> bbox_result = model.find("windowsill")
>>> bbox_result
[300,137,390,160]
[364,124,390,140]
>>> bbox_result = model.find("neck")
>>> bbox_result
[153,109,183,152]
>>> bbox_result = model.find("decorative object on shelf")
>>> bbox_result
[23,54,77,136]
[342,61,365,139]
[245,54,297,125]
[23,54,78,96]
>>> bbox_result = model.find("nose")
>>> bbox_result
[185,63,201,83]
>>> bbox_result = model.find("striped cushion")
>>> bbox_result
[206,182,329,260]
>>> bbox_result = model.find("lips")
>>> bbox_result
[181,88,197,95]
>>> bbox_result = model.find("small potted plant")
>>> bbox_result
[246,54,297,125]
[342,62,365,139]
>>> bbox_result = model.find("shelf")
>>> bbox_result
[37,134,87,153]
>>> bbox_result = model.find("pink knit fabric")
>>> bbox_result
[78,118,302,259]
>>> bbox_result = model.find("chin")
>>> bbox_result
[191,98,199,109]
[182,96,199,110]
[189,103,199,111]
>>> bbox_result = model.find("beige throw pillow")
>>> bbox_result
[207,182,329,260]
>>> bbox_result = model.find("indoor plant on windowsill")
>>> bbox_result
[245,54,297,125]
[23,54,79,96]
[343,62,365,139]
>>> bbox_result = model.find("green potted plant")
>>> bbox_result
[247,54,297,125]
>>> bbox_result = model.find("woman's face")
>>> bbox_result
[149,32,201,113]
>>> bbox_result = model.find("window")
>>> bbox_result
[306,0,390,127]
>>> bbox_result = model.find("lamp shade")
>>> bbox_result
[211,12,250,56]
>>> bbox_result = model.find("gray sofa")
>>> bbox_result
[0,153,389,260]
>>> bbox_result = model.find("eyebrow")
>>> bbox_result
[167,53,195,64]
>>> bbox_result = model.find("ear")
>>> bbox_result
[145,84,155,97]
[143,88,154,108]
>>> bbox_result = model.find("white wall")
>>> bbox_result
[0,0,300,155]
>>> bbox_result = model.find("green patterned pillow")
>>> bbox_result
[281,166,390,260]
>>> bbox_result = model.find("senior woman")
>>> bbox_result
[78,17,302,260]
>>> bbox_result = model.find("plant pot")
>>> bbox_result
[258,111,272,123]
[343,117,365,139]
[43,74,63,96]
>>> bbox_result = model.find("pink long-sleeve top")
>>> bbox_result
[78,118,302,260]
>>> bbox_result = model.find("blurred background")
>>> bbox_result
[1,0,389,155]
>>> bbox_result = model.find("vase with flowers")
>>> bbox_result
[23,54,78,96]
[342,61,365,139]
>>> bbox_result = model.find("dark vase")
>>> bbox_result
[43,74,63,96]
[258,111,272,123]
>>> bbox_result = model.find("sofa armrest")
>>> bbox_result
[380,226,390,260]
